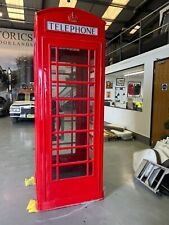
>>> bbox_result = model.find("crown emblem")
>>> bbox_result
[68,12,78,22]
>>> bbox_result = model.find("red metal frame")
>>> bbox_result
[34,7,105,211]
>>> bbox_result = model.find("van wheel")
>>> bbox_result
[12,118,18,123]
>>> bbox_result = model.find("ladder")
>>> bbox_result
[135,159,169,194]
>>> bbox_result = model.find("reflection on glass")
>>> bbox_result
[59,148,87,163]
[59,164,86,179]
[59,83,88,98]
[52,166,57,180]
[105,65,144,112]
[59,100,88,114]
[51,65,56,81]
[59,131,88,148]
[90,50,94,65]
[89,162,93,175]
[89,116,94,130]
[58,48,88,64]
[58,66,88,82]
[89,132,94,145]
[90,101,94,113]
[49,47,96,180]
[51,48,56,62]
[63,116,87,131]
[90,84,94,98]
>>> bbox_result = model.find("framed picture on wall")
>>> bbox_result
[106,91,111,98]
[128,81,141,97]
[116,78,125,86]
[106,81,113,89]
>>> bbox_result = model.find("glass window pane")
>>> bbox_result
[90,101,94,114]
[52,117,60,133]
[59,147,87,163]
[59,100,88,114]
[89,132,94,145]
[52,84,57,98]
[51,48,56,62]
[59,164,86,179]
[105,65,144,111]
[90,69,95,82]
[52,166,57,180]
[17,93,25,101]
[90,84,94,98]
[90,50,95,66]
[52,135,57,148]
[89,146,94,160]
[64,116,87,131]
[51,65,57,81]
[89,162,93,175]
[59,131,88,147]
[58,66,88,82]
[59,83,88,98]
[52,150,57,164]
[58,48,88,65]
[89,116,94,130]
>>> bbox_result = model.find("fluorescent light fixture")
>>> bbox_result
[124,71,144,77]
[129,25,140,34]
[105,21,112,29]
[113,0,130,5]
[135,25,140,29]
[102,0,129,30]
[59,0,77,8]
[7,8,24,20]
[106,21,112,26]
[6,0,24,21]
[0,12,3,17]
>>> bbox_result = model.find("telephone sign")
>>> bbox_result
[47,21,98,36]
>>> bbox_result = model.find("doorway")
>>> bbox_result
[151,58,169,145]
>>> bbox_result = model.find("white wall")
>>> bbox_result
[105,44,169,138]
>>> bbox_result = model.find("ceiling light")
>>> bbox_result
[59,0,77,8]
[105,21,112,29]
[6,0,24,21]
[129,25,140,35]
[0,12,3,17]
[7,8,24,20]
[113,0,130,5]
[102,0,130,30]
[124,71,144,76]
[135,25,140,29]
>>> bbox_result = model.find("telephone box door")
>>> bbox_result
[43,37,103,209]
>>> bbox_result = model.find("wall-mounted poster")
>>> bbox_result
[115,87,126,108]
[116,78,125,86]
[106,81,113,89]
[0,28,33,101]
[128,82,141,97]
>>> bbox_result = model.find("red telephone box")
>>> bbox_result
[34,7,105,211]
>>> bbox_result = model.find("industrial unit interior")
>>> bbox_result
[0,0,169,225]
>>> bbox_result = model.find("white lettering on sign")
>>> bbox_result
[47,21,98,36]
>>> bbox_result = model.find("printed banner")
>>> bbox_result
[0,28,34,97]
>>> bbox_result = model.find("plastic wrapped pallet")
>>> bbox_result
[110,129,133,140]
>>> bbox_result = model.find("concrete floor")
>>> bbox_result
[0,116,169,225]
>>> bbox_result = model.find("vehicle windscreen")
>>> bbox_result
[17,93,25,101]
[0,97,6,106]
[30,93,35,101]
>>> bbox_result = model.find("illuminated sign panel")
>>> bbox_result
[47,21,98,36]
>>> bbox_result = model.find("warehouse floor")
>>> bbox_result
[0,116,169,225]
